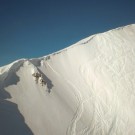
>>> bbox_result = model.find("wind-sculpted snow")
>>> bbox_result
[0,24,135,135]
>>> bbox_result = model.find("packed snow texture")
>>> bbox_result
[0,24,135,135]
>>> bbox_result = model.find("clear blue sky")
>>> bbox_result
[0,0,135,66]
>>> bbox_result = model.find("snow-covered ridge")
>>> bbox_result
[1,24,135,71]
[0,24,135,135]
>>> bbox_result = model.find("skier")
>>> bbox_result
[32,72,41,84]
[39,74,46,86]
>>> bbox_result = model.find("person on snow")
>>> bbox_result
[39,74,46,86]
[32,72,41,84]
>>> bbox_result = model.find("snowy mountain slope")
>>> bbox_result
[0,24,135,135]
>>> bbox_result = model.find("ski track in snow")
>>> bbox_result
[46,62,90,135]
[47,58,114,135]
[46,61,103,135]
[46,62,82,103]
[1,24,135,135]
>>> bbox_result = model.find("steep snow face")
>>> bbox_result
[0,24,135,135]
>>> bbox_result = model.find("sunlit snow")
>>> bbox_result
[0,24,135,135]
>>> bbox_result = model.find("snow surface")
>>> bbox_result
[0,24,135,135]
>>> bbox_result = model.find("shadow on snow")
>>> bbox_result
[0,62,34,135]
